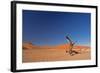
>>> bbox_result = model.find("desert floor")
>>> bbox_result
[22,47,91,63]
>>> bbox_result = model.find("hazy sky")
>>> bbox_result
[23,10,91,46]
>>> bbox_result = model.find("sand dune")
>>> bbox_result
[22,42,91,63]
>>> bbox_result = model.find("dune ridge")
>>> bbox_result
[23,42,90,50]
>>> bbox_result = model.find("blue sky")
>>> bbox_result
[23,10,91,46]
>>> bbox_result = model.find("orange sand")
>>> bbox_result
[22,43,91,63]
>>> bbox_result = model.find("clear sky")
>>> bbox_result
[23,10,91,46]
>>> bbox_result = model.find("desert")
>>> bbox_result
[22,42,91,63]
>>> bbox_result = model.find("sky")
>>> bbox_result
[22,10,91,46]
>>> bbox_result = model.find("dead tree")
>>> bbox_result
[66,36,79,56]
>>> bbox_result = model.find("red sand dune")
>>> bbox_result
[22,42,91,63]
[23,42,39,49]
[23,42,90,54]
[23,42,90,50]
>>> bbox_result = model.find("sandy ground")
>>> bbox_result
[22,48,91,63]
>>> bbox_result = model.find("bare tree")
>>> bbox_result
[66,36,79,56]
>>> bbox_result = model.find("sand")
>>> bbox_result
[22,43,91,63]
